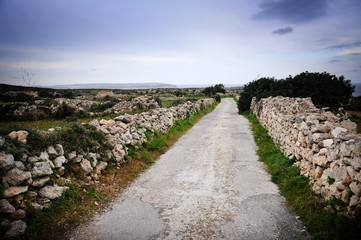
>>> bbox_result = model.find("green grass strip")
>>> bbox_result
[242,111,361,240]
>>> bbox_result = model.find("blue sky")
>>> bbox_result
[0,0,360,86]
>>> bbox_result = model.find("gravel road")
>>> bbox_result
[70,98,310,240]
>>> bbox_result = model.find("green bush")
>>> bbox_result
[203,84,226,97]
[238,71,354,112]
[89,101,117,112]
[214,94,221,102]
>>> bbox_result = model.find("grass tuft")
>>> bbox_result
[243,111,361,240]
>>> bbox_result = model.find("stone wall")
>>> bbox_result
[0,98,214,238]
[250,96,361,214]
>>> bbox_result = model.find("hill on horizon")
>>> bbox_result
[45,82,177,89]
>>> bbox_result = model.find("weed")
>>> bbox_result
[327,176,336,185]
[328,196,346,207]
[87,187,102,200]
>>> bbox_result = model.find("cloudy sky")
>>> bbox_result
[0,0,360,87]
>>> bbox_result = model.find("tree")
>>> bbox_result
[202,84,226,97]
[237,71,354,112]
[237,77,278,112]
[283,71,354,108]
[21,68,36,87]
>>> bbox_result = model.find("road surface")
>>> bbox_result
[70,98,309,240]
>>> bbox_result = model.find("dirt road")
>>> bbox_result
[70,98,309,240]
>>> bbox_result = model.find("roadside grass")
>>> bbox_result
[242,111,361,240]
[21,103,218,240]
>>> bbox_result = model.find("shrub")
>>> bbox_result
[90,101,117,112]
[238,72,354,112]
[214,94,221,102]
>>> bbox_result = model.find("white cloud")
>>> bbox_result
[339,47,361,56]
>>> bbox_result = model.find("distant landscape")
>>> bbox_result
[40,83,243,90]
[45,82,177,89]
[37,82,359,95]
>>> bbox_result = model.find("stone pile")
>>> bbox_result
[104,95,159,114]
[251,96,361,214]
[5,95,160,121]
[0,98,214,238]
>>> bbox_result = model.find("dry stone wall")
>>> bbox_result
[0,98,214,238]
[251,96,361,214]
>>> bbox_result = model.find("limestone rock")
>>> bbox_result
[95,161,108,173]
[5,220,27,238]
[3,186,28,198]
[11,209,26,220]
[73,154,83,163]
[14,161,25,170]
[99,126,110,134]
[80,159,93,175]
[0,136,5,147]
[28,202,43,212]
[31,161,53,178]
[8,131,18,140]
[335,181,346,191]
[8,131,29,144]
[322,139,333,148]
[0,199,16,213]
[68,151,77,161]
[331,127,348,138]
[53,156,67,168]
[17,130,29,144]
[351,157,361,171]
[114,114,133,123]
[99,119,116,126]
[55,144,64,156]
[0,152,15,172]
[340,119,357,134]
[47,146,58,159]
[349,195,360,207]
[28,156,39,163]
[57,166,65,176]
[3,168,32,186]
[25,191,38,200]
[88,153,98,167]
[39,151,49,161]
[31,177,50,187]
[313,155,328,167]
[350,182,361,197]
[39,185,69,199]
[88,119,100,128]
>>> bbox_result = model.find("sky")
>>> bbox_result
[0,0,360,87]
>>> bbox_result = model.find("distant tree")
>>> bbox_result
[203,86,214,97]
[62,89,75,99]
[21,68,36,87]
[203,84,226,97]
[214,84,226,94]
